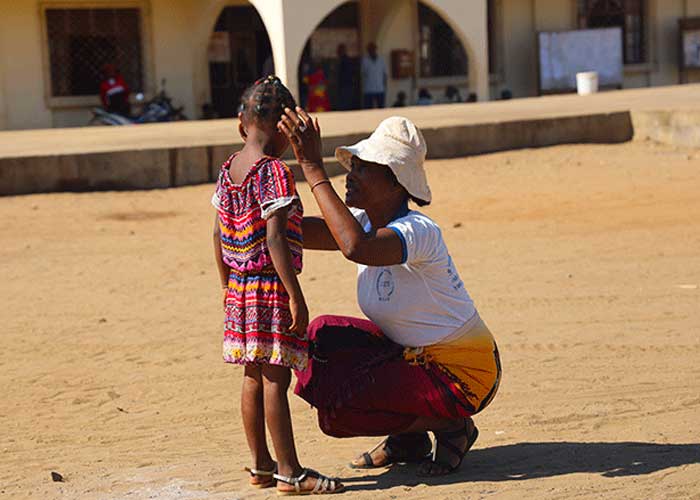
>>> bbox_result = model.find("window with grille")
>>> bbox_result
[418,2,468,77]
[577,0,646,64]
[45,8,144,97]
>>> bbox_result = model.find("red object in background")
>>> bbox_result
[304,68,331,112]
[99,74,130,108]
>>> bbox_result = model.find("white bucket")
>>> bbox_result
[576,71,599,95]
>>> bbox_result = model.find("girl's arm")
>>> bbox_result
[267,209,309,335]
[213,213,230,306]
[302,216,339,251]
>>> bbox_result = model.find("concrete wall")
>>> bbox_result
[632,109,700,147]
[0,1,53,129]
[648,0,700,86]
[150,0,196,120]
[496,0,537,98]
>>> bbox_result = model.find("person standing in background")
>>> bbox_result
[361,42,387,109]
[336,44,354,111]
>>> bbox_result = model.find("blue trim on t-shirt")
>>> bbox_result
[389,226,408,264]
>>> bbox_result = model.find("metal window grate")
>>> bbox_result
[418,3,468,78]
[577,0,646,64]
[46,8,143,96]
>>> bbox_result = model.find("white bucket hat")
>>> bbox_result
[335,116,432,204]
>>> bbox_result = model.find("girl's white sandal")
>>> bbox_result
[273,468,345,496]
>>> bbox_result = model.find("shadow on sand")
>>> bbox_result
[340,441,700,491]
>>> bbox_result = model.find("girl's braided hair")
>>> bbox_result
[239,75,296,124]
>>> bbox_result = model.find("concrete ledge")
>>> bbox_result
[0,113,636,196]
[421,112,633,158]
[0,149,170,195]
[631,110,700,148]
[1,84,698,196]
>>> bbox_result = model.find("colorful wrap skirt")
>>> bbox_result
[294,315,501,437]
[224,267,308,371]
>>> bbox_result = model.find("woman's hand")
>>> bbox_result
[289,296,309,336]
[278,107,325,176]
[222,286,228,310]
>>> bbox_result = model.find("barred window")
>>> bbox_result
[577,0,646,64]
[45,8,144,97]
[418,2,468,77]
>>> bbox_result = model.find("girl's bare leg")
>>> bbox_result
[242,365,275,474]
[262,364,343,493]
[261,364,303,477]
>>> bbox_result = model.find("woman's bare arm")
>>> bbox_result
[303,181,403,266]
[279,108,403,266]
[302,216,339,251]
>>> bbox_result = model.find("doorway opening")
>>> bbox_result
[208,5,273,118]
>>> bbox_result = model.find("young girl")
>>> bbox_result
[212,76,343,495]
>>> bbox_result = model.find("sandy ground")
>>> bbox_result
[1,140,699,500]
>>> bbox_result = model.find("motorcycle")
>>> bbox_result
[89,79,187,126]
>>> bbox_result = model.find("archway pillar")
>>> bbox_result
[252,0,350,104]
[419,0,490,101]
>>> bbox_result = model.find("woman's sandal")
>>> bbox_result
[273,468,345,496]
[417,421,479,477]
[350,433,432,469]
[244,464,276,489]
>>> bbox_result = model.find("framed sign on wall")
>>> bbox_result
[679,18,700,82]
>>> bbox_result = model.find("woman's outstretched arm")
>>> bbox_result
[302,216,339,251]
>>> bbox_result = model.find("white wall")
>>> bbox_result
[150,0,196,119]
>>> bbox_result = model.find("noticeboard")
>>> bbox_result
[537,27,623,94]
[391,50,415,79]
[680,18,700,69]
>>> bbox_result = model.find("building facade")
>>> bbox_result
[0,0,698,130]
[489,0,700,98]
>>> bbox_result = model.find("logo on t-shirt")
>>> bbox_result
[447,256,464,291]
[376,268,395,302]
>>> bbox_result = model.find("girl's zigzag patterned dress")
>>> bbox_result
[212,154,307,371]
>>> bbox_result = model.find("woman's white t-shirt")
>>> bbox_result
[351,208,477,347]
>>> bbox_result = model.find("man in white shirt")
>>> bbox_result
[361,42,387,109]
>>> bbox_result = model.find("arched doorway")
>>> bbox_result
[416,1,470,102]
[298,1,361,112]
[207,4,274,118]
